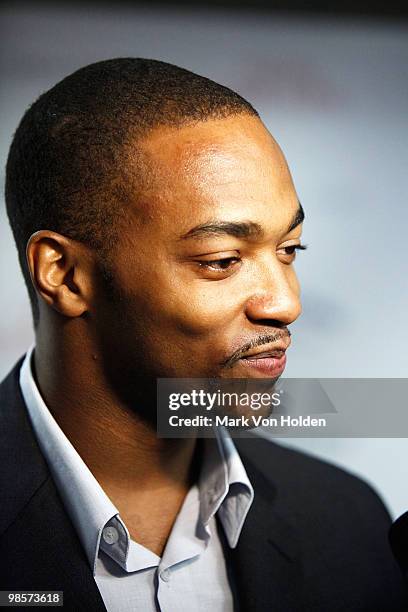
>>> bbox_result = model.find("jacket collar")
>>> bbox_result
[229,436,303,611]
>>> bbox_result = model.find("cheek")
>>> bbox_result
[109,256,237,340]
[121,281,237,377]
[151,280,238,337]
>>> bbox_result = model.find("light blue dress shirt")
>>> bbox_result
[19,346,254,612]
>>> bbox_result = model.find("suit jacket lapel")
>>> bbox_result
[229,437,303,612]
[2,476,107,611]
[0,361,106,611]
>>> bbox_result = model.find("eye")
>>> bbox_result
[199,257,241,271]
[277,243,307,264]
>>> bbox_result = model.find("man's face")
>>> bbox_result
[94,114,303,385]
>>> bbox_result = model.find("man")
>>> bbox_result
[0,58,405,611]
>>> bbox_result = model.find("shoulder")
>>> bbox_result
[231,434,408,609]
[234,433,392,525]
[0,358,49,535]
[234,433,401,596]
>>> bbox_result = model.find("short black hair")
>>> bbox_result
[5,58,259,326]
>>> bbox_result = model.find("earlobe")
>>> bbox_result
[26,230,89,319]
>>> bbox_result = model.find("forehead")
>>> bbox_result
[128,115,298,237]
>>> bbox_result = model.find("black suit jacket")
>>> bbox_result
[0,359,406,611]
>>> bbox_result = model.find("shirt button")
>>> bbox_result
[102,526,119,545]
[160,568,171,582]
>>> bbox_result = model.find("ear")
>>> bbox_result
[26,230,92,319]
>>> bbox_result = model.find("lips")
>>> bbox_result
[239,337,291,361]
[239,353,287,376]
[222,333,291,376]
[237,342,289,377]
[243,349,285,360]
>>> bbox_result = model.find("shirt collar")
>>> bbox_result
[200,428,254,547]
[20,345,118,575]
[19,345,254,572]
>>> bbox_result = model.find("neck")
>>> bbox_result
[33,325,198,497]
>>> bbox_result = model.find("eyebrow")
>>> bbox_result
[288,201,305,232]
[179,201,305,241]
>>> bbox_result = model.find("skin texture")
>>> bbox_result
[27,114,304,555]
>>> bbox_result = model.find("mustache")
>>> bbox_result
[222,328,291,369]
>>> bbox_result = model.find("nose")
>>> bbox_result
[244,261,302,327]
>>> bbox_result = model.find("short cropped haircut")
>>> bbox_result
[5,57,259,326]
